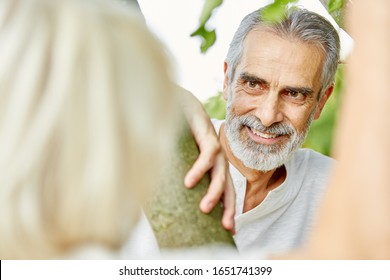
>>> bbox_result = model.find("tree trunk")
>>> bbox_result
[144,121,236,249]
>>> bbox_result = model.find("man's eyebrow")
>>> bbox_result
[284,86,314,95]
[238,72,268,85]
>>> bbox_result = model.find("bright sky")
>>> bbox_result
[138,0,272,101]
[137,0,352,102]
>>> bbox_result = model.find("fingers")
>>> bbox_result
[198,153,236,232]
[198,152,226,211]
[221,175,236,233]
[181,87,221,188]
[184,137,220,188]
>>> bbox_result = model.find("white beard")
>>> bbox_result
[224,100,315,172]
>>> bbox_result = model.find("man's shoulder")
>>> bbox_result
[295,148,334,163]
[289,148,334,195]
[292,148,335,172]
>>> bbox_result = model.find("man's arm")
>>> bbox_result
[179,86,235,232]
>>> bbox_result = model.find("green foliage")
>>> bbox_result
[327,0,344,14]
[203,67,344,157]
[190,0,223,53]
[191,27,217,54]
[203,92,226,120]
[320,0,346,26]
[262,0,297,23]
[196,0,223,25]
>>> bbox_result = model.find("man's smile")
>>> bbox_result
[245,126,287,145]
[250,127,279,139]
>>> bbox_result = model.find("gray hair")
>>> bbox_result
[226,6,340,99]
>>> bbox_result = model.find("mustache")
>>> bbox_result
[236,115,295,136]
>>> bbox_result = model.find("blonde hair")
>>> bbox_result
[0,0,179,259]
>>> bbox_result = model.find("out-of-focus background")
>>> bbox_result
[137,0,348,156]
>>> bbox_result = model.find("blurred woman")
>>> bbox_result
[0,0,181,259]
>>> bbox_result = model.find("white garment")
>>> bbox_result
[212,119,333,255]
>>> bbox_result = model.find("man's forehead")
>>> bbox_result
[244,27,324,53]
[237,29,324,91]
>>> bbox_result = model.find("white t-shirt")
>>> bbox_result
[212,119,333,255]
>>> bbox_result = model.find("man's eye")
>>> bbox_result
[288,91,299,97]
[283,90,306,101]
[244,80,267,93]
[247,81,258,88]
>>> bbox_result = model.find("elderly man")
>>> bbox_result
[210,6,340,255]
[129,5,340,257]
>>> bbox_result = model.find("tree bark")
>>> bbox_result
[144,121,235,249]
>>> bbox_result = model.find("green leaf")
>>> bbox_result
[328,0,344,14]
[262,3,286,23]
[278,0,298,5]
[198,0,223,26]
[203,92,226,120]
[262,0,298,23]
[191,26,216,54]
[191,0,223,53]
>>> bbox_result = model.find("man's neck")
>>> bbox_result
[219,123,286,212]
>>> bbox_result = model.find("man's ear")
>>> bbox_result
[223,61,229,101]
[314,84,334,120]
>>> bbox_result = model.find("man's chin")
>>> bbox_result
[240,154,286,172]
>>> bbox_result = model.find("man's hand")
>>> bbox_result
[179,86,235,232]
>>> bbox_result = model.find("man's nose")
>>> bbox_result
[255,93,284,127]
